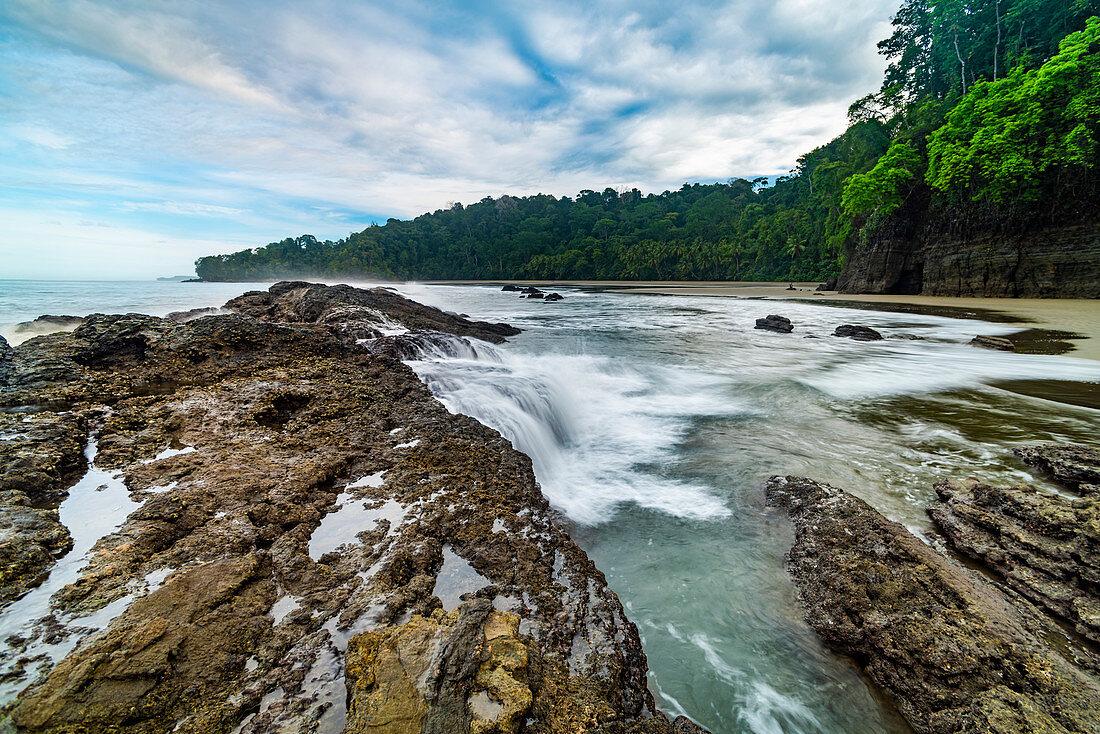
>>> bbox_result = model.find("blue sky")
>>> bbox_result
[0,0,898,279]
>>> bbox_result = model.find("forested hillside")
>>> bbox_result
[196,0,1100,283]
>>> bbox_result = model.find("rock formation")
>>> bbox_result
[0,282,697,734]
[766,474,1100,734]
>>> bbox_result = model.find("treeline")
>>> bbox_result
[196,0,1100,283]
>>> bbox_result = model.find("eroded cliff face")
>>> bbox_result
[0,283,701,734]
[837,222,1100,298]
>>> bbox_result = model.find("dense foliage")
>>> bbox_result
[196,1,1100,283]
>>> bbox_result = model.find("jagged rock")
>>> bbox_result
[930,477,1100,643]
[0,411,87,602]
[1014,444,1100,493]
[0,335,13,385]
[754,315,793,333]
[519,287,542,295]
[0,286,693,733]
[226,281,520,343]
[833,324,883,341]
[525,292,545,299]
[501,285,519,292]
[970,335,1015,351]
[544,293,564,302]
[816,278,838,291]
[766,474,1100,734]
[165,306,221,322]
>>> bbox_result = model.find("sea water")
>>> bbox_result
[4,279,1100,733]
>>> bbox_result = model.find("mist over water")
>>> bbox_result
[397,283,1100,734]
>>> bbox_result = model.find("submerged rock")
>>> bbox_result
[754,314,793,333]
[766,474,1100,734]
[930,477,1100,644]
[833,324,883,341]
[0,284,696,733]
[501,285,519,292]
[13,315,85,334]
[1014,444,1100,493]
[970,335,1015,351]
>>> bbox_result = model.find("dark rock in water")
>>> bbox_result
[930,477,1100,644]
[754,315,793,333]
[1014,444,1100,493]
[816,277,838,291]
[519,286,542,295]
[165,306,220,323]
[766,474,1100,734]
[501,284,519,292]
[833,324,883,341]
[544,292,564,301]
[226,281,520,343]
[0,291,692,733]
[970,335,1015,351]
[526,292,545,299]
[14,315,85,334]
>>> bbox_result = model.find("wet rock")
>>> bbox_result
[930,477,1100,644]
[519,287,542,295]
[833,324,883,341]
[0,411,87,602]
[766,475,1100,734]
[0,291,688,732]
[816,278,838,291]
[501,285,519,292]
[526,292,545,299]
[0,335,12,385]
[970,335,1015,351]
[366,331,489,361]
[226,281,520,343]
[1014,444,1100,493]
[754,315,793,333]
[165,306,221,322]
[543,293,564,302]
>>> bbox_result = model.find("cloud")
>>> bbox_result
[0,0,900,278]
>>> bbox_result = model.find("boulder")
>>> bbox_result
[766,475,1100,734]
[970,335,1015,351]
[754,315,793,333]
[501,285,519,292]
[833,324,883,341]
[544,293,564,302]
[1014,444,1100,492]
[930,477,1100,643]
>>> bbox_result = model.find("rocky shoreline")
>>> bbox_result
[0,282,701,733]
[767,442,1100,733]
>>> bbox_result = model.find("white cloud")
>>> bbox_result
[0,0,901,277]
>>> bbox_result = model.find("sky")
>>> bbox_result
[0,0,899,280]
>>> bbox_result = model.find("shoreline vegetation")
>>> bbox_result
[192,3,1100,298]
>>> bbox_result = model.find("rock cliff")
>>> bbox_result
[837,221,1100,297]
